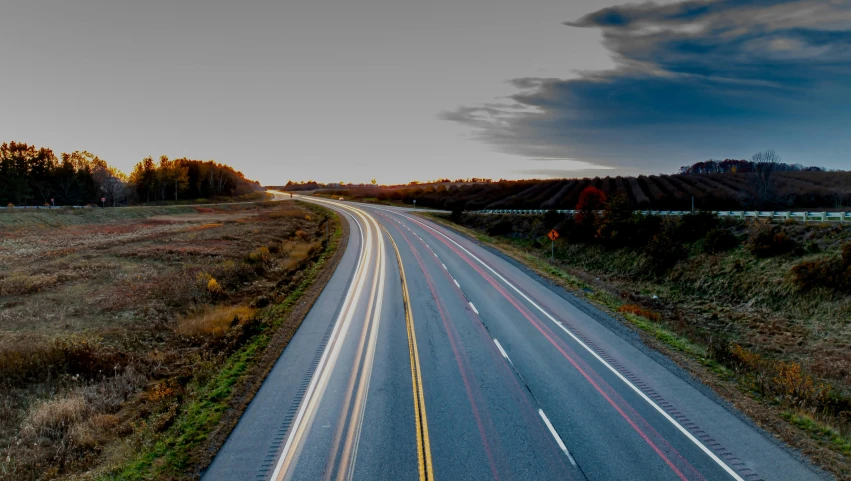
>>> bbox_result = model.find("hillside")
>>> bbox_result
[318,171,851,212]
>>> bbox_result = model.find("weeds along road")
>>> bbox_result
[203,195,827,481]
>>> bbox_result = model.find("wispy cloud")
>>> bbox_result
[442,0,851,172]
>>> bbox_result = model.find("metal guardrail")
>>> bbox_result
[7,205,92,209]
[474,209,851,223]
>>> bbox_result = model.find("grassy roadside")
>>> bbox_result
[95,210,344,480]
[423,212,851,480]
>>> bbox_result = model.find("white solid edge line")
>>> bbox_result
[493,339,510,363]
[453,278,460,288]
[539,409,576,466]
[398,212,746,481]
[469,302,478,315]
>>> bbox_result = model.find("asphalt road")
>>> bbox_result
[203,195,829,481]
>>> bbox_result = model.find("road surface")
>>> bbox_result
[203,195,827,481]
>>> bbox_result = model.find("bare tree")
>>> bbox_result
[752,149,780,206]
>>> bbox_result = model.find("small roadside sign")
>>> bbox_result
[548,229,559,259]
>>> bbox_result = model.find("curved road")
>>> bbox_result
[203,195,827,481]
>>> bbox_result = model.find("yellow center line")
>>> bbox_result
[382,224,434,481]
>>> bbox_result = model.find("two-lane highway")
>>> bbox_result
[203,196,827,481]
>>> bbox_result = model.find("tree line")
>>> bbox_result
[1,141,260,207]
[678,158,826,175]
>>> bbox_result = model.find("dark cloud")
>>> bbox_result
[443,0,851,172]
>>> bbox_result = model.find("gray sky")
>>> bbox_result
[3,1,849,184]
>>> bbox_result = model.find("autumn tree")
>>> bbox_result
[575,186,607,240]
[129,156,157,202]
[170,158,190,200]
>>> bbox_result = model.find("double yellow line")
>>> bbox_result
[383,226,434,481]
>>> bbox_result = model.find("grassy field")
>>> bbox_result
[428,211,851,480]
[0,200,342,480]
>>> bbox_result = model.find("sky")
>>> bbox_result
[2,0,850,185]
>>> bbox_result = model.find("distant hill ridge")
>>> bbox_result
[309,169,851,211]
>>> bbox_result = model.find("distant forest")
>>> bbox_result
[297,160,849,211]
[0,141,260,206]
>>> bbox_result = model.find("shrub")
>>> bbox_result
[70,414,114,448]
[706,335,736,366]
[618,304,661,321]
[701,228,739,254]
[710,343,834,410]
[792,241,851,292]
[24,396,88,439]
[747,222,796,258]
[176,305,256,337]
[245,246,271,264]
[676,212,720,243]
[0,336,117,388]
[575,186,607,237]
[596,194,640,248]
[81,367,146,413]
[589,195,664,249]
[0,272,60,295]
[207,277,224,296]
[643,221,686,275]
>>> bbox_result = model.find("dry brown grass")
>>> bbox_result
[69,413,118,448]
[618,304,661,321]
[176,305,257,337]
[0,272,60,295]
[267,209,307,219]
[0,200,330,480]
[23,396,87,439]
